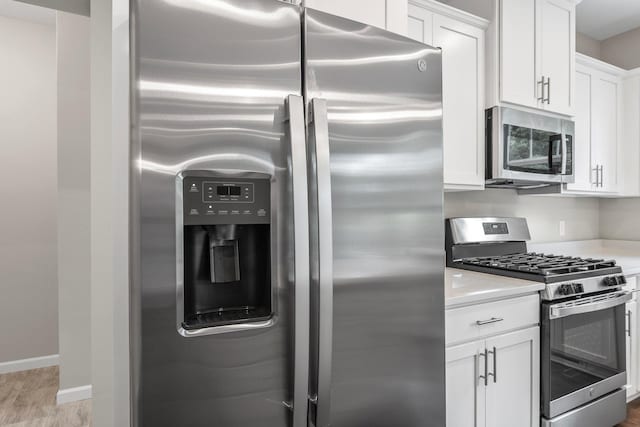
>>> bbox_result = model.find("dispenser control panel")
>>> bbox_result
[202,182,254,203]
[182,173,270,226]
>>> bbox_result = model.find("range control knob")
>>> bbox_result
[617,275,627,285]
[557,284,574,296]
[603,276,619,287]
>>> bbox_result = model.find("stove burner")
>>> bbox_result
[461,252,618,277]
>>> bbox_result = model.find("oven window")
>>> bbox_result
[548,305,624,401]
[504,124,563,174]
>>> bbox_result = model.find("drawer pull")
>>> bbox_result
[476,317,504,326]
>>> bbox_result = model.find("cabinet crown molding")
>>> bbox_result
[576,53,626,76]
[408,0,489,29]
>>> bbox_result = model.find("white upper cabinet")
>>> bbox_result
[408,0,488,191]
[565,55,623,195]
[489,0,576,116]
[537,0,575,115]
[500,0,537,108]
[303,0,408,35]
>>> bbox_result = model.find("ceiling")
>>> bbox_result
[577,0,640,40]
[0,0,55,25]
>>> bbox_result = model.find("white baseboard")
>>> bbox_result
[0,354,59,375]
[57,385,92,405]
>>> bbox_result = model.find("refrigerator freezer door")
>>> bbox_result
[131,1,306,426]
[304,9,446,427]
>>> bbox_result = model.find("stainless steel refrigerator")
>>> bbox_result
[130,1,444,426]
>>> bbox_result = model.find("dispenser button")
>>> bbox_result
[231,210,240,215]
[189,184,199,193]
[218,210,228,215]
[243,210,252,215]
[257,209,267,217]
[189,208,199,215]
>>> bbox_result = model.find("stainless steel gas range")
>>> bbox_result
[446,217,629,427]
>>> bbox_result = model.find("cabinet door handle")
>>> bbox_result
[476,317,504,325]
[545,77,551,104]
[538,76,546,102]
[600,165,604,188]
[478,349,489,386]
[627,310,632,337]
[488,347,497,383]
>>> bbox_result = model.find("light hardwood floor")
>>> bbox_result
[0,367,90,426]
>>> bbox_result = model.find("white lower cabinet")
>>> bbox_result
[446,296,540,427]
[484,327,540,427]
[446,340,486,427]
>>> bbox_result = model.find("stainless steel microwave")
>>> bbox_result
[486,106,575,189]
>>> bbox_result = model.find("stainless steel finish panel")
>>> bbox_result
[448,217,531,244]
[304,9,445,427]
[542,389,626,427]
[548,291,631,320]
[488,106,575,185]
[131,1,303,426]
[548,372,627,419]
[307,98,334,427]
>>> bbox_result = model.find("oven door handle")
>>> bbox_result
[549,291,631,320]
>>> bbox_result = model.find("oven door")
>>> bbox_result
[541,290,631,419]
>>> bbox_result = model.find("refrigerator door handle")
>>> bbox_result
[310,98,334,427]
[285,94,310,427]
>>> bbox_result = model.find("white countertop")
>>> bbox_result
[445,268,544,307]
[528,240,640,276]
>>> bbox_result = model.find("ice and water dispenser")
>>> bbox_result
[180,172,272,331]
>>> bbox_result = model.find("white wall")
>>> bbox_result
[0,14,58,363]
[600,199,640,241]
[57,10,91,390]
[445,190,601,242]
[91,0,130,425]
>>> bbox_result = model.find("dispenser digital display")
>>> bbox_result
[203,182,253,203]
[180,172,271,331]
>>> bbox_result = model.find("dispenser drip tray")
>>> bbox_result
[182,306,272,330]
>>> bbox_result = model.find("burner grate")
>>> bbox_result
[461,252,618,277]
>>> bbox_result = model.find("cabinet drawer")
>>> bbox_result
[446,294,539,345]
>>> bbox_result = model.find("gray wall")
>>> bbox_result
[600,199,640,240]
[57,11,91,390]
[445,190,601,242]
[601,27,640,70]
[576,32,602,60]
[0,15,58,363]
[15,0,89,16]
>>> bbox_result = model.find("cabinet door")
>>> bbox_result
[537,0,575,115]
[565,68,593,192]
[446,340,486,427]
[407,4,433,45]
[500,0,537,108]
[591,72,620,193]
[304,0,407,34]
[485,327,540,427]
[433,14,485,190]
[626,301,637,398]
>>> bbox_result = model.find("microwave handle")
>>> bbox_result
[549,291,631,320]
[561,133,568,175]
